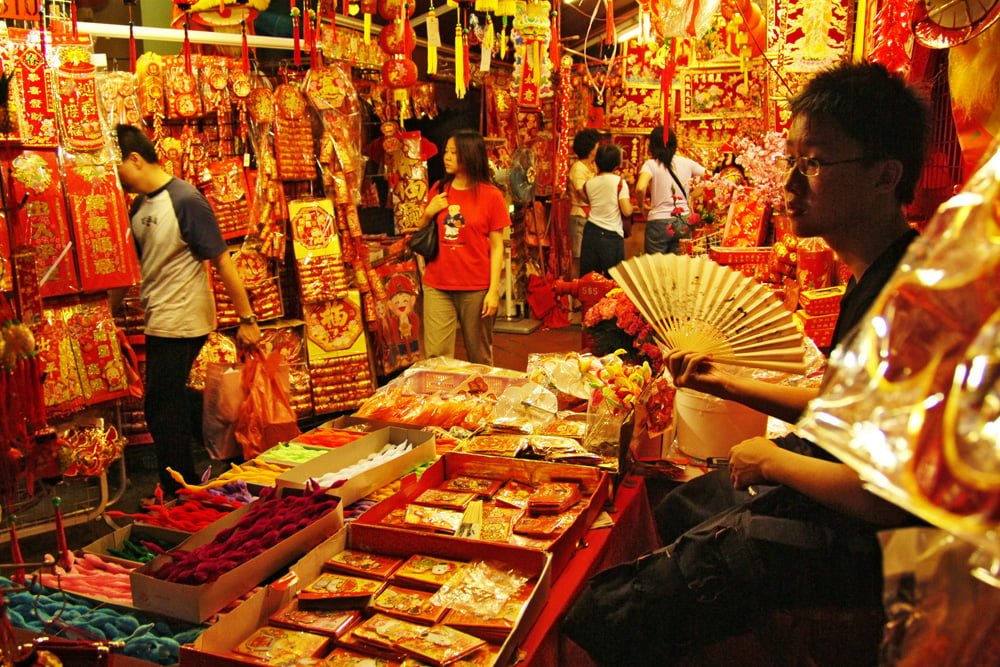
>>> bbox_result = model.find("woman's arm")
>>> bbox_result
[482,230,505,317]
[635,171,651,213]
[619,196,634,218]
[419,192,449,229]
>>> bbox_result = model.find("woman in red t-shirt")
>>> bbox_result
[417,130,511,365]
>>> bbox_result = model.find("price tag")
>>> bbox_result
[426,13,441,48]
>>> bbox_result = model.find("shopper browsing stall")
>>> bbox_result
[418,130,511,366]
[634,126,706,255]
[564,62,929,665]
[566,129,602,277]
[114,125,260,496]
[579,144,634,277]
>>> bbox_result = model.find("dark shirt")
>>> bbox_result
[776,228,920,460]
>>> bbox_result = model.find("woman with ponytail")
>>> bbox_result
[635,126,705,255]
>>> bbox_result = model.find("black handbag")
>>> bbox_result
[408,221,439,261]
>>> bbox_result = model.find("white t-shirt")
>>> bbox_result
[640,155,706,219]
[129,178,227,338]
[585,173,629,236]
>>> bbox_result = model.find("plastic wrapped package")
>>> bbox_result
[880,528,1000,665]
[798,140,1000,556]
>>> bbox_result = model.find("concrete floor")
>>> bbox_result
[1,323,585,565]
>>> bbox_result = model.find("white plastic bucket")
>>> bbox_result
[675,389,767,460]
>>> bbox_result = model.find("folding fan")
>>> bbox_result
[609,254,808,374]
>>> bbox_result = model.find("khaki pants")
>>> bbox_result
[422,285,494,366]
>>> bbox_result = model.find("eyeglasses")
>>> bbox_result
[781,155,869,177]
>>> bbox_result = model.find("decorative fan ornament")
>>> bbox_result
[609,254,807,374]
[507,147,537,206]
[912,0,1000,48]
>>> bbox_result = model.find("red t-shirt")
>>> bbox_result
[422,181,511,291]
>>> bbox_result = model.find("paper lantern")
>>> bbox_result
[378,0,415,21]
[379,21,416,55]
[382,57,418,89]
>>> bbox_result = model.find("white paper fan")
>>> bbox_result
[609,254,807,374]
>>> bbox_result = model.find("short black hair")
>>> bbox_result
[572,129,602,159]
[595,144,622,173]
[790,61,929,204]
[116,124,159,164]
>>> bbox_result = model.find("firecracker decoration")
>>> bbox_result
[55,56,105,154]
[866,0,912,75]
[552,54,573,198]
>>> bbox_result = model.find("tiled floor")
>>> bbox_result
[1,323,585,564]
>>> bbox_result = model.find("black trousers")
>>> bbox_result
[144,334,208,494]
[579,221,624,277]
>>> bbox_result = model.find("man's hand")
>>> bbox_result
[236,321,261,347]
[664,348,730,396]
[482,287,500,317]
[728,436,781,489]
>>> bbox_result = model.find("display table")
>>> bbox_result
[518,475,659,666]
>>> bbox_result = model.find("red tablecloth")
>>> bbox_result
[518,475,659,666]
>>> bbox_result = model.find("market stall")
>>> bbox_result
[2,0,999,665]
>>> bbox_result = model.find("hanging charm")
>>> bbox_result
[291,0,302,67]
[126,0,138,73]
[455,22,466,98]
[426,5,441,75]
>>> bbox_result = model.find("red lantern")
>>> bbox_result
[378,0,415,21]
[379,21,416,55]
[382,57,418,89]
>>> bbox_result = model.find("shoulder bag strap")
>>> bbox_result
[666,163,687,200]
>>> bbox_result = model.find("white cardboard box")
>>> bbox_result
[274,427,436,507]
[180,523,551,667]
[130,500,343,623]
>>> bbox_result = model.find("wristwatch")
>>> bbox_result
[238,314,258,325]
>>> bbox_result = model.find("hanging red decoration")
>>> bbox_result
[378,0,415,21]
[382,57,418,89]
[291,0,302,67]
[867,0,913,75]
[361,0,378,42]
[379,20,416,55]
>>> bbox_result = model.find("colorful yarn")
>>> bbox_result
[1,576,203,665]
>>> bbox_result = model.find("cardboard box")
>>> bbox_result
[354,452,609,577]
[130,501,343,623]
[180,523,551,667]
[275,427,436,507]
[82,523,191,568]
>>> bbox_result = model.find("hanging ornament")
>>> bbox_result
[378,0,415,21]
[241,18,251,73]
[605,0,615,45]
[174,2,195,75]
[382,57,419,88]
[362,0,378,42]
[455,22,466,98]
[125,0,138,74]
[481,18,495,72]
[186,0,266,28]
[867,0,913,75]
[380,19,416,54]
[426,2,441,74]
[290,0,302,67]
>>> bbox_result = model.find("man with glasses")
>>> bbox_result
[565,62,928,665]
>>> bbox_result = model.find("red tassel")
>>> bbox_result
[7,517,26,585]
[71,0,79,38]
[241,19,250,73]
[129,20,137,73]
[53,497,72,571]
[310,10,322,69]
[463,30,471,88]
[183,17,193,75]
[605,0,615,45]
[550,7,560,69]
[304,8,312,52]
[292,0,301,67]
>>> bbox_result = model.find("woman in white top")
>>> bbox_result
[580,144,634,277]
[635,126,706,254]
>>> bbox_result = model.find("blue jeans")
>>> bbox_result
[645,216,692,254]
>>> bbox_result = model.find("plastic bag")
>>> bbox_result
[235,351,300,459]
[203,361,244,461]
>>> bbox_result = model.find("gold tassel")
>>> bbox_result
[498,0,515,16]
[499,17,508,60]
[427,9,440,75]
[455,23,466,99]
[364,12,371,44]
